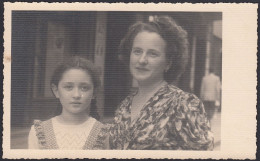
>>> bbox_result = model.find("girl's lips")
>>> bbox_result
[71,102,82,104]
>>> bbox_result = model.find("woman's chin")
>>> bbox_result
[67,108,88,115]
[134,76,150,83]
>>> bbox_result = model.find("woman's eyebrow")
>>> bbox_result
[61,82,73,84]
[148,49,162,54]
[79,82,92,86]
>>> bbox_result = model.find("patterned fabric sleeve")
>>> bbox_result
[108,96,131,150]
[107,110,122,150]
[168,93,214,150]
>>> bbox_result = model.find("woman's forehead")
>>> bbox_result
[133,31,166,50]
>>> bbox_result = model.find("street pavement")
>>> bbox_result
[210,110,221,151]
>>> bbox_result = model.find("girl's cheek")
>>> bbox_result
[82,92,93,98]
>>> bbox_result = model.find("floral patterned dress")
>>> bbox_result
[109,83,214,150]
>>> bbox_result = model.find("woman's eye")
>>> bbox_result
[148,52,158,57]
[64,86,73,90]
[132,49,142,55]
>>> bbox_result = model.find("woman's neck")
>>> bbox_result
[57,111,89,125]
[137,79,167,97]
[130,79,167,122]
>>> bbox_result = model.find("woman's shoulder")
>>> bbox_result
[166,84,202,106]
[113,90,134,115]
[167,83,199,96]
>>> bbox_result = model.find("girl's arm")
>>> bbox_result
[28,125,40,149]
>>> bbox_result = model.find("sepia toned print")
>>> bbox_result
[3,2,257,159]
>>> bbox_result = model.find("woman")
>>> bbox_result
[109,16,214,150]
[28,56,106,149]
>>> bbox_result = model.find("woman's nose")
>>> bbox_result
[138,53,148,64]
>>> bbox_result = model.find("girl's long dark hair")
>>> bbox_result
[51,56,101,120]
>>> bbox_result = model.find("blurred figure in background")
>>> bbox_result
[200,68,221,122]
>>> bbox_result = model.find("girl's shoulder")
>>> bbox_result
[33,118,53,126]
[91,118,105,129]
[33,118,54,133]
[85,118,109,150]
[32,117,57,149]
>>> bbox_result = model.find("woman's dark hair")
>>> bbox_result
[119,16,189,83]
[50,56,101,120]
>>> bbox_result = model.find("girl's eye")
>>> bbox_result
[81,86,90,92]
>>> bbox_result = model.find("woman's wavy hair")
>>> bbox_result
[118,16,189,83]
[50,56,101,120]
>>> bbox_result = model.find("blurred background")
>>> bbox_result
[11,11,222,150]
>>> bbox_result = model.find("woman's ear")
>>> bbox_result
[92,89,97,100]
[51,83,59,98]
[165,60,172,72]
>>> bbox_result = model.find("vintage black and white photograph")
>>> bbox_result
[3,3,257,159]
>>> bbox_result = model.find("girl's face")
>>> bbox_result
[130,31,170,84]
[52,68,94,115]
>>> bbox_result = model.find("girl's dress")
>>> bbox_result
[28,116,107,149]
[109,83,214,150]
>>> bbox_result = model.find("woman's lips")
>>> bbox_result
[136,67,149,71]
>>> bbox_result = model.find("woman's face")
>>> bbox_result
[130,31,170,84]
[52,68,94,115]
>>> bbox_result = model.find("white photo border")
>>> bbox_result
[3,2,257,159]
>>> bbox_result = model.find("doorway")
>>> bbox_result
[104,12,136,116]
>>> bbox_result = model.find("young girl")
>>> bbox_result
[28,56,107,149]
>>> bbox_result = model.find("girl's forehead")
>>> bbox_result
[60,68,92,82]
[63,68,90,74]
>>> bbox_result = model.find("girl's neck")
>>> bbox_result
[137,79,167,97]
[57,111,89,125]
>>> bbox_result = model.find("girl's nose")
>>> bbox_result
[72,88,81,99]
